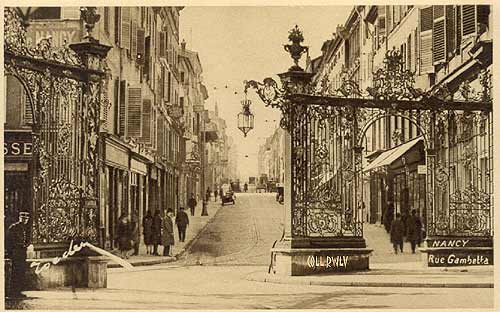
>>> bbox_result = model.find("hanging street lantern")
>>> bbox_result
[237,98,254,137]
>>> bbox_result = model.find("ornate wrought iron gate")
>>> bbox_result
[245,33,492,246]
[4,8,110,245]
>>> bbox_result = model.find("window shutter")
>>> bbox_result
[167,72,171,102]
[149,56,154,85]
[137,28,145,64]
[462,5,477,37]
[157,115,164,155]
[119,80,127,136]
[445,6,456,60]
[61,7,80,20]
[127,86,142,138]
[104,7,110,34]
[141,99,152,144]
[114,8,120,46]
[23,90,33,125]
[456,6,462,50]
[420,6,434,73]
[160,31,166,58]
[407,34,412,71]
[121,7,131,49]
[394,6,401,25]
[131,20,137,61]
[433,6,446,65]
[377,6,386,49]
[386,6,393,34]
[162,67,167,101]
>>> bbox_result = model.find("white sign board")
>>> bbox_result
[418,165,427,175]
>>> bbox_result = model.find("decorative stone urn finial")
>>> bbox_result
[80,7,100,42]
[284,25,309,71]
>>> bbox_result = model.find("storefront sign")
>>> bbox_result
[4,131,32,158]
[417,165,427,174]
[193,105,204,113]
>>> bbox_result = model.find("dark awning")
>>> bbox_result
[364,137,423,172]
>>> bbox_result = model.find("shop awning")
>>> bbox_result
[363,137,423,172]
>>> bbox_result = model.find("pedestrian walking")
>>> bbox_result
[6,211,30,298]
[175,207,190,242]
[130,211,140,256]
[206,188,211,202]
[383,202,394,233]
[390,213,405,254]
[187,193,197,216]
[117,214,133,259]
[162,210,175,256]
[406,209,423,253]
[401,211,409,238]
[219,187,224,201]
[214,189,218,202]
[142,210,153,255]
[152,210,162,256]
[244,183,248,192]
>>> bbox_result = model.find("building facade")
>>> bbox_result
[4,7,213,251]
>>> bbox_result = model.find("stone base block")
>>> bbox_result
[420,237,493,267]
[270,247,373,276]
[26,256,109,290]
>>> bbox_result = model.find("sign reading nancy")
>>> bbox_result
[427,238,492,248]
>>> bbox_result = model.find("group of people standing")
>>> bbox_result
[384,203,424,254]
[116,207,190,258]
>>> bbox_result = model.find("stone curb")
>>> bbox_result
[247,276,494,288]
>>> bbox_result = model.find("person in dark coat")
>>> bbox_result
[244,183,248,192]
[175,207,190,242]
[206,188,211,202]
[142,210,153,255]
[152,210,162,256]
[187,193,197,217]
[383,202,395,233]
[162,210,175,256]
[117,214,133,259]
[406,209,423,253]
[214,189,218,202]
[130,211,140,256]
[6,211,30,298]
[390,213,405,254]
[143,210,153,255]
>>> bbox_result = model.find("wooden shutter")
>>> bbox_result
[377,6,386,49]
[104,7,110,34]
[433,6,446,65]
[119,80,127,136]
[131,20,137,61]
[167,72,171,102]
[114,8,120,45]
[141,99,152,144]
[159,31,166,58]
[61,7,80,20]
[23,89,33,125]
[386,6,393,34]
[127,86,142,138]
[420,6,434,73]
[462,5,477,37]
[407,34,412,71]
[394,6,401,25]
[157,115,164,156]
[445,6,456,60]
[137,28,145,64]
[121,7,131,49]
[456,6,462,50]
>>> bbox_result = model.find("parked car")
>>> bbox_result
[221,184,235,205]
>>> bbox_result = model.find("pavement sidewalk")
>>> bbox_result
[246,261,494,288]
[108,200,221,268]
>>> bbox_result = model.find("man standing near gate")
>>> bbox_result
[6,211,31,299]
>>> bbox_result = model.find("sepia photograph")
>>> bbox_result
[2,3,495,310]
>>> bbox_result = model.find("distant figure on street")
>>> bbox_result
[152,210,162,256]
[390,213,405,254]
[401,211,409,238]
[206,188,211,202]
[244,183,248,192]
[142,210,153,255]
[406,209,423,253]
[6,211,30,298]
[130,211,140,256]
[175,207,190,242]
[383,202,394,233]
[162,210,175,256]
[117,214,133,259]
[187,193,197,216]
[219,187,224,201]
[214,189,218,202]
